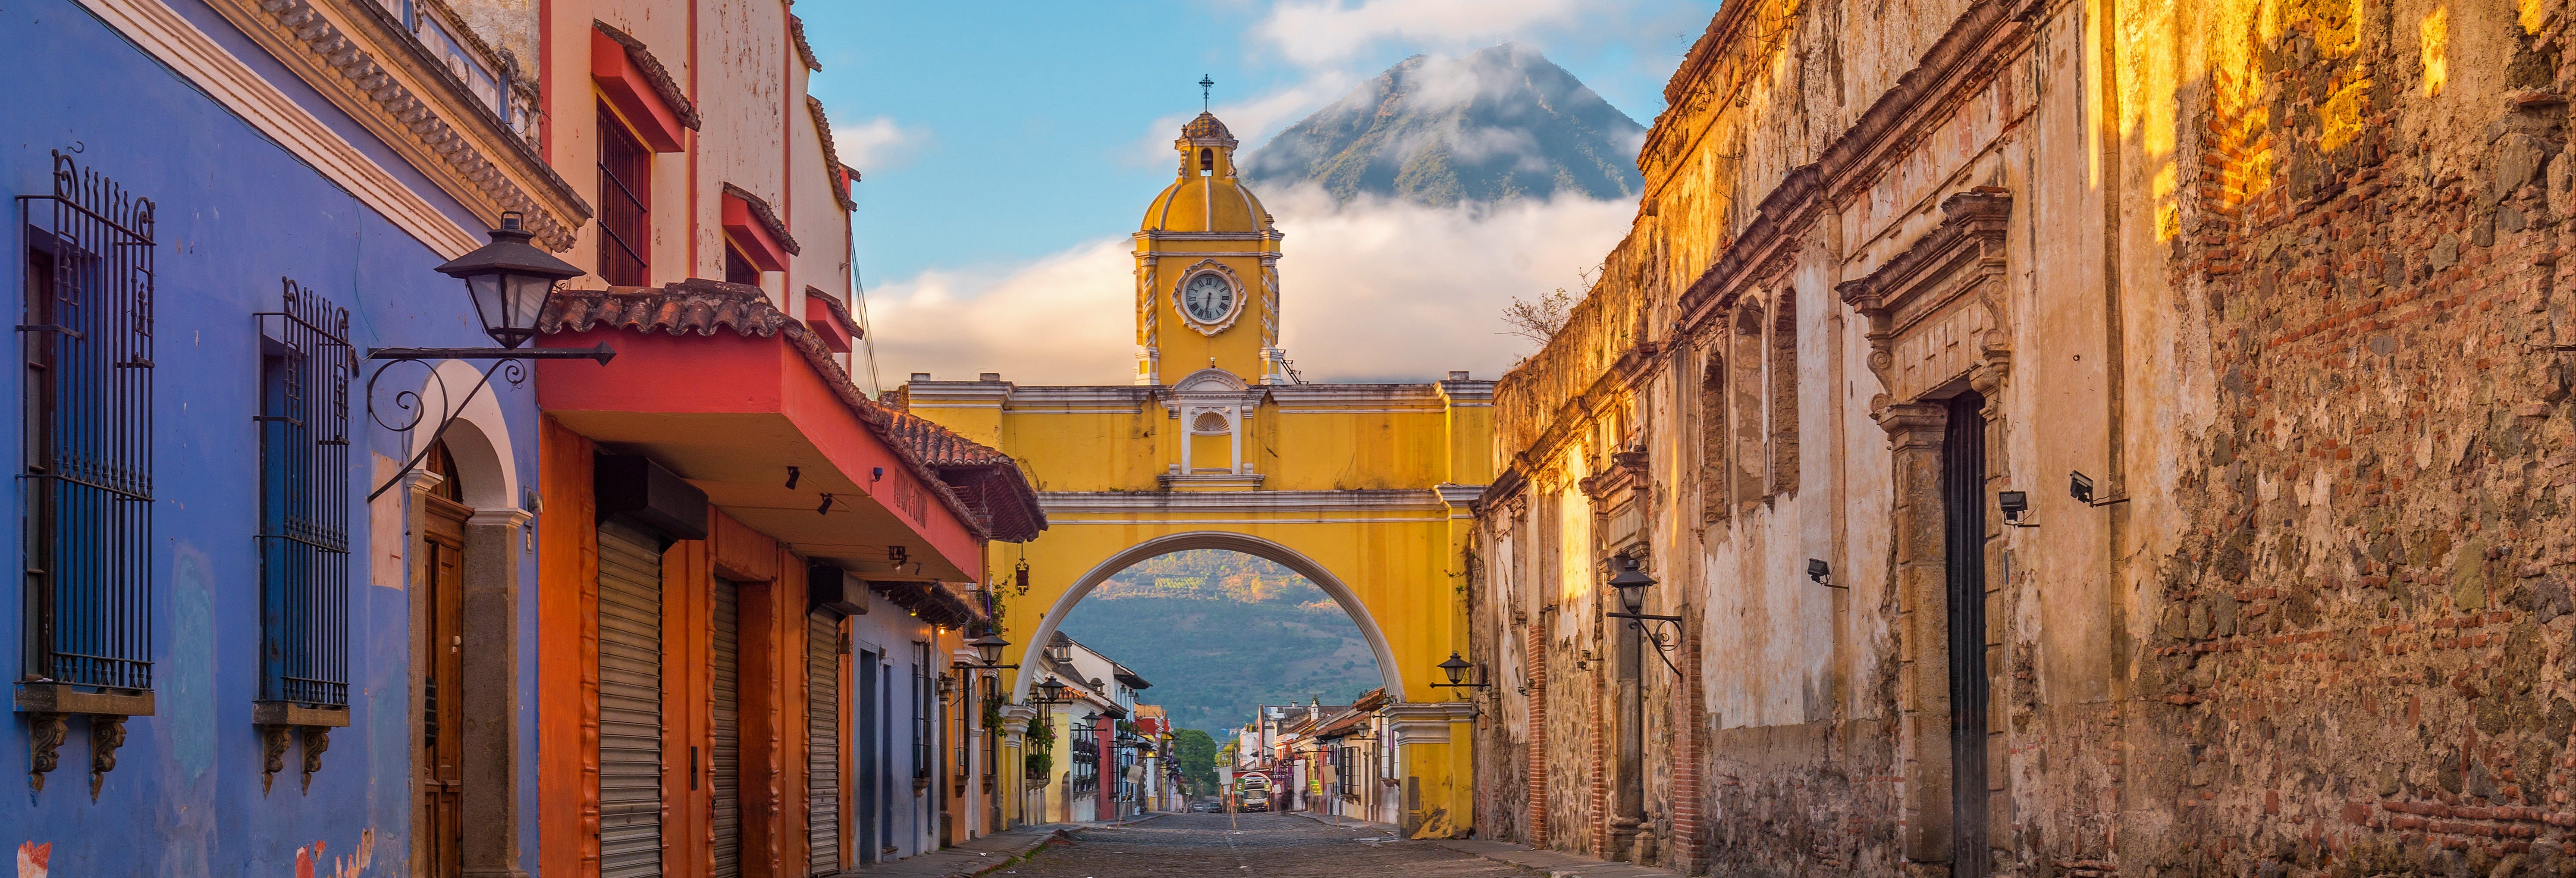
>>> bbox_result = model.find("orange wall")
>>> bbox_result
[538,420,602,878]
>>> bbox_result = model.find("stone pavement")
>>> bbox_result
[1281,811,1683,878]
[1422,839,1683,878]
[983,812,1546,877]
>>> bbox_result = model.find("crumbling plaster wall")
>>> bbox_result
[1481,0,2576,872]
[2120,0,2576,869]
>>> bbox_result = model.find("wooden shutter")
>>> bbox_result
[807,612,843,874]
[711,577,741,878]
[596,521,664,878]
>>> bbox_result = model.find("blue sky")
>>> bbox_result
[797,0,1721,388]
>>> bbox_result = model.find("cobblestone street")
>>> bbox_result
[988,814,1540,878]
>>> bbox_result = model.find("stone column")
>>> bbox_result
[1875,402,1953,869]
[461,508,533,878]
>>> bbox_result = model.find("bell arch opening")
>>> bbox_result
[1009,531,1407,706]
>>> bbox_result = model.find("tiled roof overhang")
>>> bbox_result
[882,411,1047,543]
[538,281,989,578]
[872,580,982,629]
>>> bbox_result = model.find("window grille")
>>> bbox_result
[597,106,651,287]
[255,279,353,706]
[18,150,154,692]
[1069,727,1098,796]
[912,642,931,779]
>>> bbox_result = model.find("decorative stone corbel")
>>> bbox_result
[255,701,351,795]
[25,712,66,792]
[261,725,293,793]
[301,727,332,792]
[17,683,152,795]
[89,715,127,801]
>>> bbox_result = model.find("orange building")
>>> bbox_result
[521,3,1045,876]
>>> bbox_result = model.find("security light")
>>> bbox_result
[2069,471,2095,505]
[1807,558,1830,585]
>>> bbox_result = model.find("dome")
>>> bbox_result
[1141,174,1272,233]
[1142,111,1271,233]
[1180,111,1235,144]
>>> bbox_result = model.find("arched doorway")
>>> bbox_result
[398,360,530,878]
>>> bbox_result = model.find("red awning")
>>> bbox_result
[539,281,983,579]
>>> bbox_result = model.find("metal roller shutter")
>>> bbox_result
[712,578,741,878]
[597,521,664,878]
[807,611,842,875]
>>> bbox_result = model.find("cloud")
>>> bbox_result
[864,238,1139,386]
[1128,72,1358,167]
[861,188,1635,386]
[1261,186,1633,381]
[1257,0,1586,67]
[832,117,930,172]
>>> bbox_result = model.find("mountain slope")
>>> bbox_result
[1054,551,1379,735]
[1243,44,1646,207]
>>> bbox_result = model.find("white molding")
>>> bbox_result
[1040,489,1445,514]
[72,0,482,258]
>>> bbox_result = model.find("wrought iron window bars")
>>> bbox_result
[16,150,155,799]
[253,279,357,793]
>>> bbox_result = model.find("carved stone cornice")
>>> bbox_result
[1678,164,1821,326]
[1838,189,2014,416]
[1665,0,2041,342]
[206,0,591,250]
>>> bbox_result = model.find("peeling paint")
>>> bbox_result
[16,843,47,878]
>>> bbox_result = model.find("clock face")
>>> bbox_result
[1181,273,1236,324]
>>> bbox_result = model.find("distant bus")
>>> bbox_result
[1232,772,1272,812]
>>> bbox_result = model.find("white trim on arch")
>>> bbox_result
[1009,531,1408,704]
[404,359,520,511]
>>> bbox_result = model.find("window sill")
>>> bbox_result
[14,682,154,717]
[252,701,350,728]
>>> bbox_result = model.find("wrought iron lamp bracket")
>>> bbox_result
[361,342,615,501]
[1604,611,1689,678]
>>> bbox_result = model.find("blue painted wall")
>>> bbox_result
[851,618,938,859]
[0,1,542,874]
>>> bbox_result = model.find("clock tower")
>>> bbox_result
[1133,111,1288,385]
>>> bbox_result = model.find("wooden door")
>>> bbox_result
[419,493,468,878]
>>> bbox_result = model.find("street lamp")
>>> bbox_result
[363,211,615,502]
[1602,556,1685,677]
[1605,556,1656,615]
[1430,651,1490,691]
[1036,676,1069,705]
[433,212,582,348]
[970,634,1009,667]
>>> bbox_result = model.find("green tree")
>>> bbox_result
[1173,728,1221,797]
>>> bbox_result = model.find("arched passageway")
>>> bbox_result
[1009,531,1406,702]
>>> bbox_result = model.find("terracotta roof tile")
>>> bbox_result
[540,281,997,541]
[806,97,857,211]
